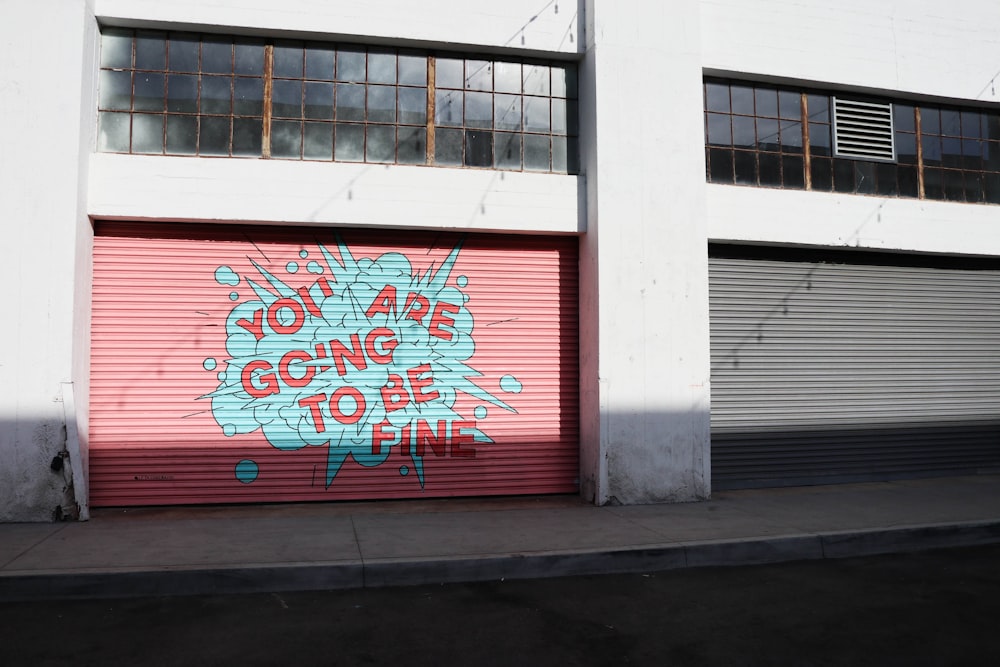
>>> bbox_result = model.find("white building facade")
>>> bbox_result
[2,0,998,521]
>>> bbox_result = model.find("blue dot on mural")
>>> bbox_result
[217,371,226,381]
[229,292,239,301]
[214,266,240,286]
[223,424,237,437]
[235,459,259,484]
[306,261,324,274]
[286,261,299,274]
[500,374,522,394]
[399,465,409,476]
[203,358,217,371]
[300,249,309,259]
[474,405,488,419]
[457,275,469,287]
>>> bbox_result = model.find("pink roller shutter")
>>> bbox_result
[89,222,579,506]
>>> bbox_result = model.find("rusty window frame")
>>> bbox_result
[97,28,579,175]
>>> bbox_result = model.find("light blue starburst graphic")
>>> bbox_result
[199,236,519,488]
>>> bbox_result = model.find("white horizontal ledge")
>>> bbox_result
[88,153,583,235]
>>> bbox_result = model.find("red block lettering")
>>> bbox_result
[428,301,460,341]
[407,364,440,403]
[236,308,265,341]
[365,285,397,318]
[241,359,280,398]
[298,393,328,433]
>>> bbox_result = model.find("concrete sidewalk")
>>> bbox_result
[2,475,1000,601]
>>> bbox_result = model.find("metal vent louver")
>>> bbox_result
[833,97,895,161]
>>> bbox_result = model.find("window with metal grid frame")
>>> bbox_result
[98,28,579,174]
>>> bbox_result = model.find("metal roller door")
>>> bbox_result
[90,222,579,506]
[709,245,1000,490]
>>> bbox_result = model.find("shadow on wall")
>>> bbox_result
[0,417,81,523]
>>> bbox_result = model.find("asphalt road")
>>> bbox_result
[4,544,1000,666]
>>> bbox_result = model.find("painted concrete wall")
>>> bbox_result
[0,0,96,521]
[579,0,711,504]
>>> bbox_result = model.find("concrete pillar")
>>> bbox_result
[579,0,711,504]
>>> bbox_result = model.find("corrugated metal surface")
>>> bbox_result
[709,248,1000,489]
[90,222,579,506]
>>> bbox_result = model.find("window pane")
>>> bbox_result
[495,61,521,94]
[556,64,578,99]
[165,115,197,154]
[101,29,133,69]
[552,136,568,173]
[962,139,983,169]
[234,77,264,116]
[782,155,804,188]
[523,65,550,96]
[705,82,730,113]
[984,172,1000,204]
[273,80,303,118]
[99,70,132,111]
[551,98,568,135]
[807,94,830,123]
[810,157,832,191]
[987,114,1000,141]
[305,44,336,80]
[435,90,463,127]
[920,107,941,134]
[779,120,802,153]
[708,148,734,183]
[523,96,550,133]
[756,117,779,151]
[896,132,917,164]
[565,137,579,173]
[166,74,198,113]
[832,158,854,193]
[465,91,492,129]
[168,33,199,72]
[758,152,780,186]
[961,111,982,138]
[398,126,426,164]
[855,161,875,194]
[132,114,163,153]
[495,132,521,170]
[923,167,943,199]
[273,42,304,78]
[133,73,164,111]
[336,83,365,121]
[565,100,579,136]
[944,169,964,200]
[271,120,302,158]
[201,76,231,114]
[304,82,334,120]
[135,32,166,70]
[494,94,521,131]
[898,165,918,198]
[367,85,396,123]
[964,171,984,202]
[893,104,915,133]
[235,41,264,76]
[733,150,756,185]
[875,162,898,196]
[731,85,754,115]
[202,38,232,74]
[706,113,732,146]
[398,87,427,125]
[435,127,463,166]
[942,136,962,168]
[941,109,961,136]
[986,141,1000,171]
[465,130,493,167]
[398,54,427,86]
[366,125,395,162]
[809,122,831,156]
[335,123,364,161]
[303,122,333,160]
[778,90,799,120]
[465,59,491,91]
[200,116,230,155]
[98,112,131,152]
[435,58,464,89]
[921,135,942,165]
[368,51,396,84]
[233,118,262,156]
[732,116,755,148]
[523,134,549,171]
[755,87,778,117]
[337,48,366,82]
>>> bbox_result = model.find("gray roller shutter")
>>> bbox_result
[709,247,1000,490]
